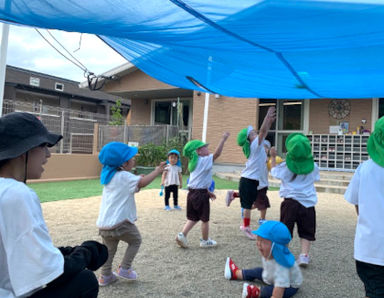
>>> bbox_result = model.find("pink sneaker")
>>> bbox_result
[114,266,137,281]
[98,273,117,286]
[243,227,257,240]
[225,190,235,207]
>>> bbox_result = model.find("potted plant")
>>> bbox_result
[135,143,167,175]
[135,137,188,175]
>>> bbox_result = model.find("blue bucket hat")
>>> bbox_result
[252,221,295,268]
[166,149,181,167]
[99,142,138,185]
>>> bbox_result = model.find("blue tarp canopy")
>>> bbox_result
[0,0,384,99]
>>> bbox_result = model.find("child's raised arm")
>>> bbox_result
[138,162,166,189]
[258,106,276,146]
[213,132,230,161]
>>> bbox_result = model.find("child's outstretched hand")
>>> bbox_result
[155,162,167,174]
[222,131,230,141]
[266,106,276,122]
[269,147,277,157]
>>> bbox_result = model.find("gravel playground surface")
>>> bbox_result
[42,189,364,298]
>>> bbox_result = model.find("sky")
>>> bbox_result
[5,24,127,82]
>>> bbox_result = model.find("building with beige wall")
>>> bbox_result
[100,63,384,171]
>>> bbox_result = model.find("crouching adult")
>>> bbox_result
[0,112,107,298]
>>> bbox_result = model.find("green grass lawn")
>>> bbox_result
[30,175,278,203]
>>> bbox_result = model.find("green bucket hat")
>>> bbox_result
[285,133,308,152]
[237,126,253,158]
[183,139,207,172]
[285,134,314,175]
[367,116,384,167]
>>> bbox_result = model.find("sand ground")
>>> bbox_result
[42,189,364,298]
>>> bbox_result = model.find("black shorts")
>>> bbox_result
[239,177,259,209]
[280,198,316,241]
[186,189,210,222]
[253,187,270,211]
[356,260,384,298]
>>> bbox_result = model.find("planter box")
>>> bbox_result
[135,166,155,175]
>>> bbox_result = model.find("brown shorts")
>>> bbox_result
[280,198,316,241]
[253,187,270,211]
[186,189,210,222]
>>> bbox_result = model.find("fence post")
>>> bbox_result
[123,124,127,144]
[166,125,169,145]
[93,123,99,155]
[60,110,65,154]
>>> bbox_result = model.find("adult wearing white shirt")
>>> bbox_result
[0,112,107,298]
[345,116,384,298]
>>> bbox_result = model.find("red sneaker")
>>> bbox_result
[242,283,261,298]
[224,257,239,280]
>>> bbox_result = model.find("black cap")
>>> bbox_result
[0,112,63,161]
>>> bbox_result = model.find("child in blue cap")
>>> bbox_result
[224,221,302,298]
[96,142,166,286]
[161,149,183,211]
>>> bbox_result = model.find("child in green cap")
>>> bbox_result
[344,116,384,298]
[269,133,319,267]
[233,107,276,240]
[176,132,229,248]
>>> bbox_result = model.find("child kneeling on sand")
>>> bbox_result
[224,221,302,298]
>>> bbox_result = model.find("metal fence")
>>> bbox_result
[98,124,190,151]
[3,99,191,154]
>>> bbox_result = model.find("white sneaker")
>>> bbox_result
[298,253,310,267]
[176,232,188,248]
[225,190,235,207]
[200,238,217,248]
[243,227,257,240]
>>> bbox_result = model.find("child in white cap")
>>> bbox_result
[0,112,107,297]
[176,132,229,248]
[344,116,384,297]
[229,107,276,240]
[97,142,165,286]
[224,220,302,298]
[161,149,183,211]
[269,133,319,267]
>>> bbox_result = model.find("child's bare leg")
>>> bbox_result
[201,221,209,240]
[259,208,266,220]
[300,238,311,255]
[182,220,198,237]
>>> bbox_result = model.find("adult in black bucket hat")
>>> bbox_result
[0,112,107,297]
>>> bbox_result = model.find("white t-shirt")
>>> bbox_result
[97,171,141,229]
[344,159,384,266]
[271,162,320,208]
[262,257,303,288]
[187,154,213,189]
[241,137,269,189]
[0,178,64,298]
[164,164,182,187]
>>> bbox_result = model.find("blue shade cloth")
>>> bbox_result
[3,1,384,98]
[99,142,138,185]
[166,149,181,167]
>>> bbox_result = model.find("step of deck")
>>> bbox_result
[215,171,351,194]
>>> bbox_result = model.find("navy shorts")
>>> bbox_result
[239,177,260,209]
[280,198,316,241]
[356,260,384,298]
[186,189,210,222]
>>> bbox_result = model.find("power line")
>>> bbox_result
[34,28,88,75]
